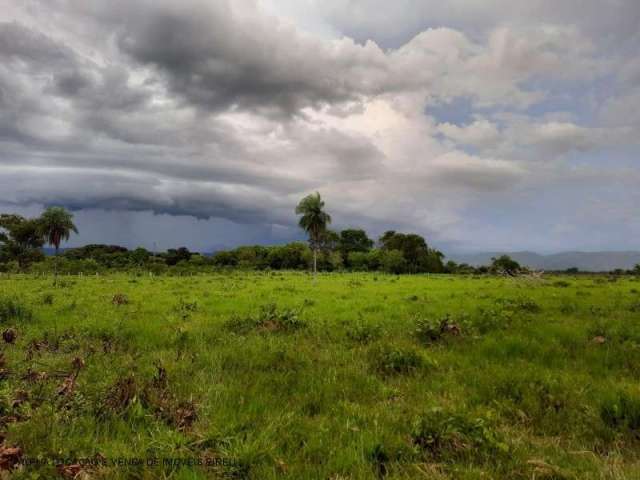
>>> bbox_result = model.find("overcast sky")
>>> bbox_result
[1,0,639,253]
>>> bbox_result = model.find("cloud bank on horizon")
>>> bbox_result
[0,0,639,253]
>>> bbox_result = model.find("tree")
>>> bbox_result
[490,255,521,275]
[634,264,640,275]
[38,207,78,281]
[378,231,444,273]
[0,214,45,269]
[381,249,407,274]
[164,247,192,266]
[316,229,340,253]
[295,192,332,279]
[131,247,151,267]
[339,229,373,264]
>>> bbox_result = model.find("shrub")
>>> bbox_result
[412,408,509,461]
[346,323,382,344]
[224,304,306,334]
[370,345,424,375]
[0,296,32,324]
[414,314,461,343]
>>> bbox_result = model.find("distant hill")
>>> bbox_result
[448,251,640,272]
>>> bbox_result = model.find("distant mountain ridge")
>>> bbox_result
[448,251,640,272]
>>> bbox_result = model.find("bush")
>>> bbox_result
[346,322,382,344]
[0,296,32,324]
[412,408,509,461]
[370,345,424,375]
[225,304,306,334]
[414,315,461,343]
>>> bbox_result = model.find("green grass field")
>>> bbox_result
[1,272,640,479]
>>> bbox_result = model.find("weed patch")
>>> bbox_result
[370,345,426,375]
[225,304,306,334]
[414,314,461,343]
[412,408,509,462]
[0,297,32,324]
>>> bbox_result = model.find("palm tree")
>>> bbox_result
[39,207,78,282]
[295,192,331,279]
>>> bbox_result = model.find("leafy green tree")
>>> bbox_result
[633,264,640,275]
[490,255,521,275]
[131,247,151,267]
[348,251,370,271]
[38,207,78,281]
[381,249,407,274]
[0,214,45,269]
[163,247,192,266]
[444,260,458,273]
[318,229,340,253]
[328,251,344,271]
[295,192,332,278]
[339,229,373,264]
[379,231,444,273]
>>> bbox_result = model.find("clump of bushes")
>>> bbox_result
[412,408,509,462]
[225,304,306,334]
[0,296,32,324]
[370,345,425,375]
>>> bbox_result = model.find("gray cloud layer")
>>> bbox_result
[0,0,639,252]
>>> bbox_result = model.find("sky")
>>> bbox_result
[0,0,639,254]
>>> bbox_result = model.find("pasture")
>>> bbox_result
[1,272,640,479]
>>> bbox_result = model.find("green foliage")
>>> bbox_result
[600,391,640,434]
[0,296,32,323]
[414,314,461,343]
[0,214,45,269]
[295,192,332,256]
[412,408,509,462]
[380,249,407,274]
[379,231,445,273]
[490,255,522,275]
[39,206,78,251]
[225,303,306,334]
[370,344,425,375]
[346,322,382,344]
[339,229,373,264]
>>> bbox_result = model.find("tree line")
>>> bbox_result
[2,198,640,276]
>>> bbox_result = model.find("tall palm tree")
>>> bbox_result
[39,207,78,282]
[295,192,331,279]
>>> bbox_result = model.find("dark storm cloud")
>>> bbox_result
[1,0,639,251]
[105,0,385,116]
